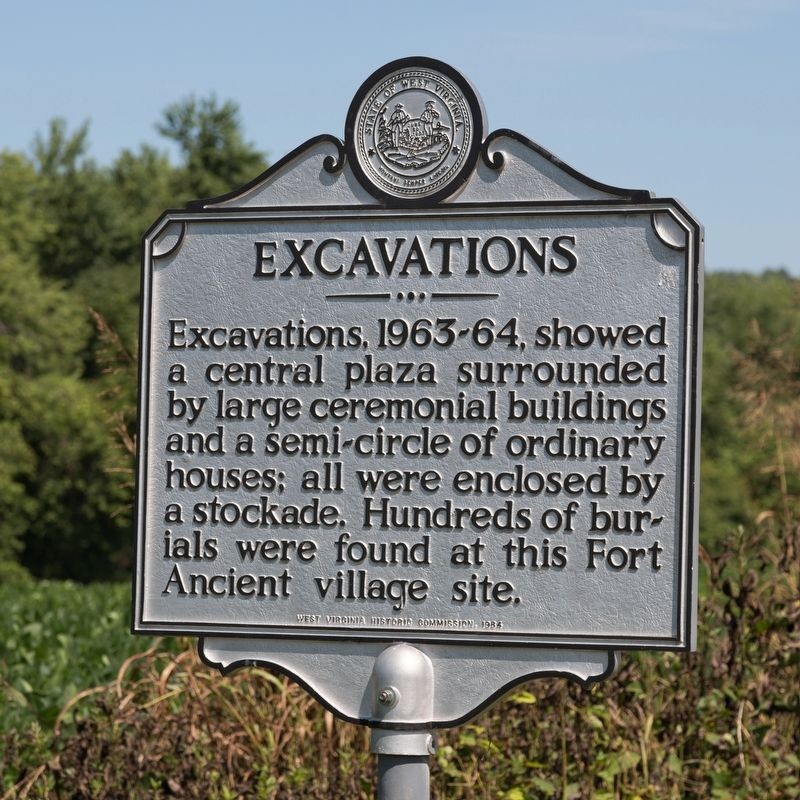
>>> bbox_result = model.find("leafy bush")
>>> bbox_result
[0,581,158,735]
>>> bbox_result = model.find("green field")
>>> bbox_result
[0,581,161,735]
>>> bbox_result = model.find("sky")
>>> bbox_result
[1,0,798,274]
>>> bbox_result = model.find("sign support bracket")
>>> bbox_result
[368,643,435,800]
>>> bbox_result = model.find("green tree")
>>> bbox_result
[157,95,266,201]
[30,119,117,282]
[699,270,800,549]
[106,144,177,265]
[0,251,128,578]
[0,97,268,581]
[12,372,130,580]
[0,152,53,262]
[0,416,36,568]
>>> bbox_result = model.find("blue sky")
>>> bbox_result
[2,0,798,273]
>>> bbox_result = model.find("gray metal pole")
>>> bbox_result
[377,754,430,800]
[371,731,434,800]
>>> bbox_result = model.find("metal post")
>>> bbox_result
[377,757,429,800]
[372,731,434,800]
[368,644,435,800]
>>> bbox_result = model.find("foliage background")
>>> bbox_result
[1,102,798,798]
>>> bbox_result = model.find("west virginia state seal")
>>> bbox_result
[345,57,485,206]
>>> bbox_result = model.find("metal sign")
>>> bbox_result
[133,57,702,729]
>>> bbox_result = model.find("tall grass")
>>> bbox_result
[3,511,798,799]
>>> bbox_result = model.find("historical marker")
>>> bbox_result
[133,57,702,736]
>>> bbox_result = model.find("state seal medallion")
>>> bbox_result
[345,57,485,206]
